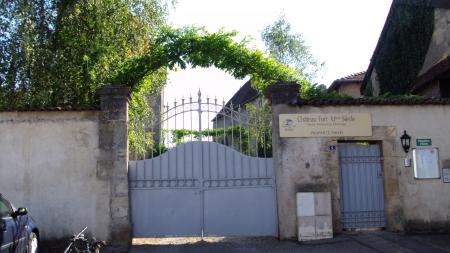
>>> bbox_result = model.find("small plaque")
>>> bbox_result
[404,158,411,167]
[328,145,336,152]
[443,168,450,183]
[416,139,432,146]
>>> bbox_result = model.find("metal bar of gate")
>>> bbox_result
[129,91,277,237]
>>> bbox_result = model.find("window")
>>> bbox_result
[0,198,12,218]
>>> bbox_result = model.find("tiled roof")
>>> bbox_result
[334,71,366,82]
[329,71,365,91]
[295,97,450,106]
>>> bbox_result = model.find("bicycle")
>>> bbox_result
[62,227,105,253]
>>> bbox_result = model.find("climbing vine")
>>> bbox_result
[365,4,435,96]
[110,26,305,94]
[125,26,307,157]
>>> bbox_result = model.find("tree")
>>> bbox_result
[1,2,308,157]
[261,15,323,81]
[0,0,173,158]
[0,0,171,109]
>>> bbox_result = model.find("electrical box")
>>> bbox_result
[297,192,333,241]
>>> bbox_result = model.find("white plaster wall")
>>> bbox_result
[273,104,450,238]
[337,83,361,98]
[300,105,450,222]
[0,111,110,240]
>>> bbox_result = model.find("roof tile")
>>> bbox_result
[296,97,450,106]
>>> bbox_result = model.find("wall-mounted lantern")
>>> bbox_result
[400,130,411,153]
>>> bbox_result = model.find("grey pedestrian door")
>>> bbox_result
[339,143,385,229]
[128,91,277,237]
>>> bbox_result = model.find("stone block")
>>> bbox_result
[298,216,316,241]
[314,192,332,216]
[96,160,114,179]
[99,126,114,149]
[113,179,129,197]
[111,196,129,219]
[297,192,315,217]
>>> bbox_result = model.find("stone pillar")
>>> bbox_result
[266,83,300,239]
[97,86,132,251]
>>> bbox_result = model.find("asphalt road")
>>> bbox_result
[129,232,450,253]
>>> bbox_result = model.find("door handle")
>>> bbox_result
[0,220,6,231]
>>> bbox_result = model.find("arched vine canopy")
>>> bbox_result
[110,26,307,94]
[122,27,313,157]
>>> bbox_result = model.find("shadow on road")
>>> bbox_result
[129,233,450,253]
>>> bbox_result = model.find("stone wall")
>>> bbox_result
[269,86,450,239]
[419,8,450,76]
[0,87,131,249]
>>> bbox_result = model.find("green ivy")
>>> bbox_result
[364,78,373,97]
[365,4,435,96]
[108,27,306,94]
[302,84,353,100]
[374,92,425,100]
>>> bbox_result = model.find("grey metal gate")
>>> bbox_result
[339,143,385,229]
[128,91,277,237]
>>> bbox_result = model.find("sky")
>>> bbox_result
[164,0,393,105]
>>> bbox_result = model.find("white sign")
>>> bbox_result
[279,113,372,137]
[413,148,440,179]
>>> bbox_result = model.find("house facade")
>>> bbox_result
[265,0,450,238]
[268,84,450,239]
[362,0,450,98]
[212,80,272,157]
[328,71,365,98]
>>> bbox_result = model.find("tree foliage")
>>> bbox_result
[0,0,170,109]
[261,15,323,81]
[109,26,305,93]
[260,15,340,100]
[1,5,306,109]
[167,125,271,158]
